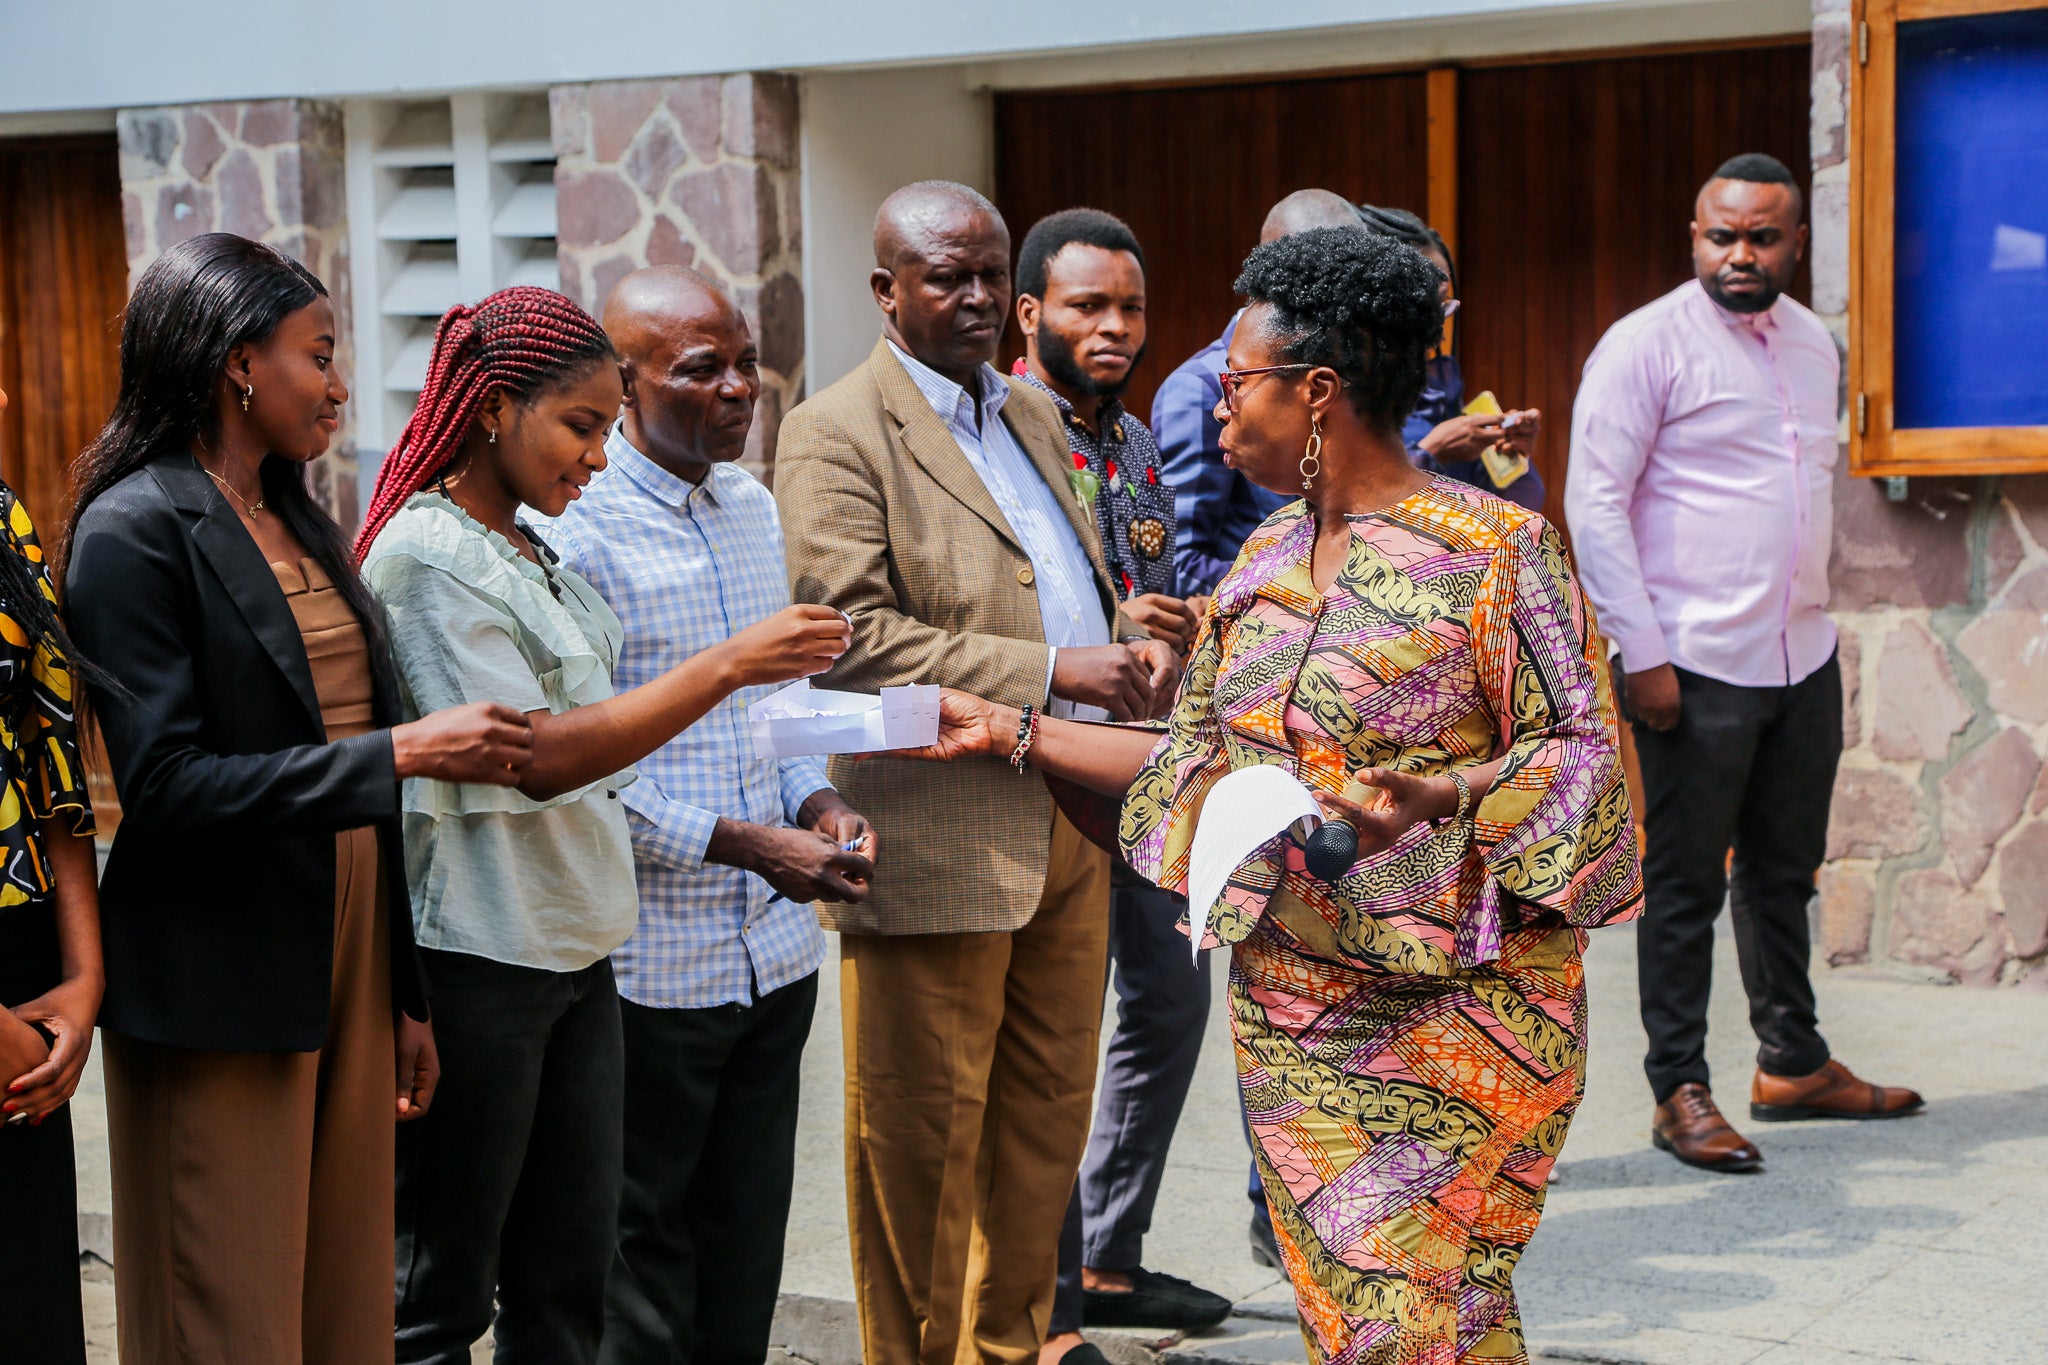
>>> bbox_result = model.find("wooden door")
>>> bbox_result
[993,44,1812,522]
[995,74,1431,419]
[0,133,131,832]
[0,134,128,531]
[1457,44,1814,527]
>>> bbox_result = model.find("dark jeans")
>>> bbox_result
[396,950,624,1365]
[1051,883,1211,1335]
[1,911,84,1365]
[600,973,819,1365]
[1628,652,1840,1105]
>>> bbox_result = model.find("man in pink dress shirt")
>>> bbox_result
[1566,154,1923,1175]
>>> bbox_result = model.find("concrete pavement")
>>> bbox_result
[76,916,2048,1363]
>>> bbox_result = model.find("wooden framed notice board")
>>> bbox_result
[1851,0,2048,475]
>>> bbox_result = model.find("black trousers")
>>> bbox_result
[1050,883,1211,1335]
[1,909,85,1365]
[1629,652,1840,1104]
[396,950,625,1365]
[600,972,819,1365]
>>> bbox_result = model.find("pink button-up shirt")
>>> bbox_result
[1565,279,1840,688]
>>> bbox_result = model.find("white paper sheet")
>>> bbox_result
[747,680,941,759]
[1186,765,1324,962]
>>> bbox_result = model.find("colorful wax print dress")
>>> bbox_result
[1120,478,1641,1365]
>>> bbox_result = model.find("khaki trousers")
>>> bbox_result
[841,809,1111,1365]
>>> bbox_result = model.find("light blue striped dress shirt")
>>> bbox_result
[884,341,1112,719]
[548,425,829,1009]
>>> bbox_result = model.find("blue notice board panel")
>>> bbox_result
[1894,9,2048,429]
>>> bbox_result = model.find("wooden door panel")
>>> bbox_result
[996,74,1430,420]
[994,44,1811,524]
[0,134,127,532]
[1458,45,1813,528]
[0,133,131,834]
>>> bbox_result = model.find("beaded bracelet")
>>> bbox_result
[1430,771,1475,829]
[1447,771,1473,822]
[1009,704,1040,774]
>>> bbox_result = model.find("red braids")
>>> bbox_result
[354,286,615,560]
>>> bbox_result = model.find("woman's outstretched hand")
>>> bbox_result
[888,688,1016,763]
[392,702,535,786]
[717,604,853,687]
[1312,768,1456,861]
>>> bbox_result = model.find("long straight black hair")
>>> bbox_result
[64,233,387,662]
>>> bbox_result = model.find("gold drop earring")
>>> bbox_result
[1300,413,1323,492]
[241,384,253,413]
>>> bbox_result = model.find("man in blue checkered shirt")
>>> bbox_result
[550,267,875,1365]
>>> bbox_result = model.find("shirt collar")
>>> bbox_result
[1008,360,1128,443]
[885,338,1009,427]
[605,419,728,509]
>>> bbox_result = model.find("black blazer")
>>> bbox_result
[65,453,428,1051]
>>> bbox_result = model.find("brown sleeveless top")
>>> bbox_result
[270,558,375,741]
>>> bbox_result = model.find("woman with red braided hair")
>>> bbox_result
[358,286,848,1365]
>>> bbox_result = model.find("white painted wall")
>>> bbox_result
[3,0,1806,116]
[800,67,992,395]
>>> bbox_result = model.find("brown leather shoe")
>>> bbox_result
[1652,1083,1763,1172]
[1751,1059,1925,1122]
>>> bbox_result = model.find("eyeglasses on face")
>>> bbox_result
[1218,362,1316,415]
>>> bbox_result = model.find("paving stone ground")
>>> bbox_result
[79,916,2047,1363]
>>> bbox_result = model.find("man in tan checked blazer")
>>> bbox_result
[774,181,1179,1365]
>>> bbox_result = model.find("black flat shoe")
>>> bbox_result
[1083,1267,1233,1329]
[1053,1345,1112,1365]
[1249,1209,1282,1269]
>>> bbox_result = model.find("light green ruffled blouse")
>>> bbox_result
[364,492,639,974]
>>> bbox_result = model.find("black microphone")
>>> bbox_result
[1301,776,1378,880]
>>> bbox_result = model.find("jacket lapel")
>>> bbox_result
[150,455,325,736]
[869,338,1023,553]
[1003,375,1118,606]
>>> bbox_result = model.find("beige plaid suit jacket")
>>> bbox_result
[775,337,1130,936]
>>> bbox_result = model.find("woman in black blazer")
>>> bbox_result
[63,233,534,1364]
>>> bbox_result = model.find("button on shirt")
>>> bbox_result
[1565,279,1840,688]
[548,427,829,1009]
[885,342,1112,718]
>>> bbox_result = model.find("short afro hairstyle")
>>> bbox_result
[1705,152,1804,215]
[1015,208,1144,301]
[1231,227,1442,436]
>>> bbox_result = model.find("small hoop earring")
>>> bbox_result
[1299,415,1323,492]
[241,384,253,413]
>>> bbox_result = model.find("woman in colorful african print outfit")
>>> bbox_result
[897,228,1640,1365]
[0,381,103,1365]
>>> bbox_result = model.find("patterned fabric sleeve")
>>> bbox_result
[1465,516,1640,936]
[8,491,95,836]
[1119,598,1230,897]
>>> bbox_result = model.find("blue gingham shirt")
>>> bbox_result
[548,425,829,1009]
[885,341,1112,719]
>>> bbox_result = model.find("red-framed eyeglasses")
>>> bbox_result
[1218,363,1315,415]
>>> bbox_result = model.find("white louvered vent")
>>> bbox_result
[345,91,560,483]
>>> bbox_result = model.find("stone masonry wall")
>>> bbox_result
[115,100,359,524]
[549,74,802,480]
[1811,0,2048,987]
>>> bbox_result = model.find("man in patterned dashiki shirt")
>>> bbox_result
[1011,208,1232,1359]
